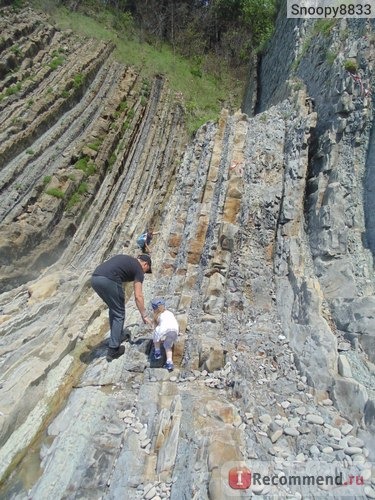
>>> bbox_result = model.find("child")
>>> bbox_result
[136,228,159,254]
[151,297,179,371]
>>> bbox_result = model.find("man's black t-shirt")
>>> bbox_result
[93,255,144,284]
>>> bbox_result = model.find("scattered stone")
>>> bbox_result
[340,423,353,435]
[259,414,272,425]
[344,447,363,456]
[364,486,375,499]
[322,446,333,454]
[284,427,300,437]
[321,399,333,406]
[305,414,324,425]
[270,429,283,443]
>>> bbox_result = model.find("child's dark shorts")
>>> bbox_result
[163,329,178,350]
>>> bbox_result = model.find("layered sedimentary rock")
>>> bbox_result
[0,4,374,500]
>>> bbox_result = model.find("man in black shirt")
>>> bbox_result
[91,254,153,361]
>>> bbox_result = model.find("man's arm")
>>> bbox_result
[134,281,152,325]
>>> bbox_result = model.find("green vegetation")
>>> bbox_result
[87,139,102,152]
[46,187,65,198]
[108,152,116,167]
[66,182,88,210]
[38,4,246,134]
[27,0,278,134]
[26,148,35,155]
[1,82,23,100]
[344,59,358,73]
[74,156,96,176]
[43,175,52,185]
[73,73,84,89]
[313,19,336,36]
[118,100,128,112]
[11,44,23,57]
[49,54,64,70]
[66,192,80,209]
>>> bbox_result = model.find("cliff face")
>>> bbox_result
[0,5,374,499]
[256,9,375,425]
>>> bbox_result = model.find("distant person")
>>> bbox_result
[91,254,153,362]
[151,297,179,371]
[136,227,159,254]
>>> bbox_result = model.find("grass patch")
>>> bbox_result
[74,156,96,176]
[313,19,336,36]
[344,59,358,73]
[66,182,88,210]
[43,175,52,185]
[45,5,243,136]
[46,187,64,198]
[49,54,64,70]
[73,73,84,89]
[87,140,102,151]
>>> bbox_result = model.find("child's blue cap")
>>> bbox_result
[151,298,165,310]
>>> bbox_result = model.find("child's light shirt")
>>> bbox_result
[153,310,179,342]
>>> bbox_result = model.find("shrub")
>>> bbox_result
[344,59,358,73]
[49,55,64,70]
[66,192,80,210]
[43,175,52,185]
[74,156,96,176]
[73,73,84,89]
[77,182,88,194]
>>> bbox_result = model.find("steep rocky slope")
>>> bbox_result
[0,5,374,499]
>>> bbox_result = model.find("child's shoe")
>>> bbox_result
[164,361,174,372]
[154,349,162,360]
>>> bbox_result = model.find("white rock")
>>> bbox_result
[344,447,363,456]
[144,486,157,499]
[364,486,375,499]
[271,430,283,443]
[259,414,272,425]
[321,399,333,406]
[306,414,324,425]
[322,446,333,454]
[347,436,364,448]
[328,427,342,439]
[284,427,300,437]
[340,423,353,435]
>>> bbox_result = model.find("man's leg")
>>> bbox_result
[91,276,125,348]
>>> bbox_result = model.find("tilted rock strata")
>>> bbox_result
[0,5,374,499]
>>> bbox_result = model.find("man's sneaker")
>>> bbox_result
[106,345,125,362]
[164,361,174,372]
[154,350,162,360]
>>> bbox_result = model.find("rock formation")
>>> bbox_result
[0,4,374,499]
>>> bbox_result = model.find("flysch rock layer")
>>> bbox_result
[0,4,374,500]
